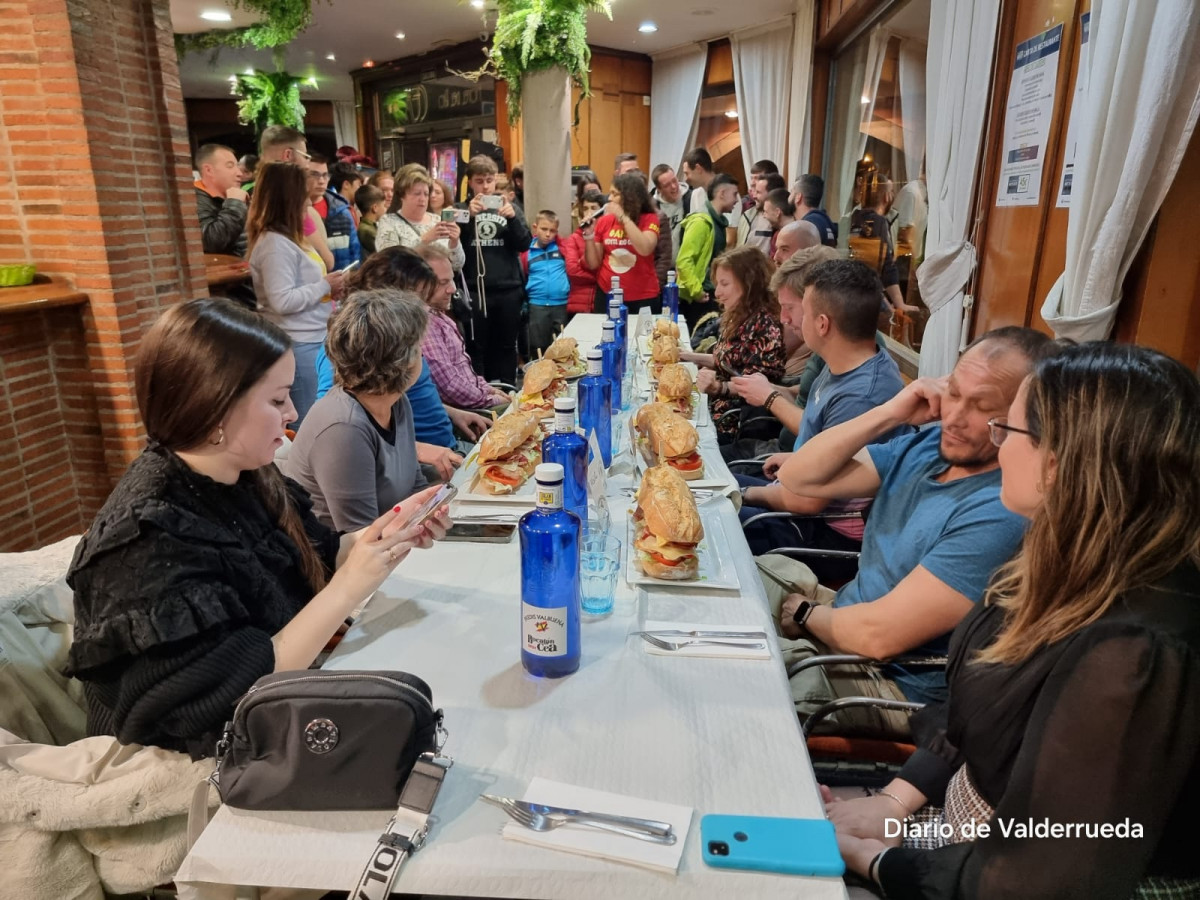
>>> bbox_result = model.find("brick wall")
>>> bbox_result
[0,0,207,550]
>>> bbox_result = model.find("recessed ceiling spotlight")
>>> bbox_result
[395,31,406,39]
[363,60,376,68]
[227,74,238,82]
[201,9,232,22]
[244,67,254,75]
[326,53,336,61]
[638,22,658,33]
[470,0,484,8]
[724,109,739,119]
[307,76,318,87]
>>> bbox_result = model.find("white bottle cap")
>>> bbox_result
[553,396,576,412]
[535,462,564,484]
[587,347,603,360]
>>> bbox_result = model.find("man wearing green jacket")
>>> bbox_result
[675,173,740,330]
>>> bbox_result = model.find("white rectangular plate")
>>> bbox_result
[633,441,731,490]
[625,502,740,591]
[451,443,538,505]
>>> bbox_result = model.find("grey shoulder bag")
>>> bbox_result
[211,670,452,899]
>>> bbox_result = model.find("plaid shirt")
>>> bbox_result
[422,309,498,408]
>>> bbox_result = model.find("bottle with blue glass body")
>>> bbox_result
[607,295,626,382]
[600,320,622,412]
[541,396,588,521]
[578,347,612,467]
[519,463,581,678]
[663,270,680,322]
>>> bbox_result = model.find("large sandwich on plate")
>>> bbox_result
[475,411,542,494]
[543,336,586,378]
[653,318,680,341]
[634,402,704,480]
[649,333,680,379]
[516,358,567,414]
[654,363,695,418]
[633,464,704,580]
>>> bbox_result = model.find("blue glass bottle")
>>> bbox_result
[519,463,581,678]
[600,320,622,412]
[607,295,626,382]
[664,270,680,322]
[541,397,588,521]
[578,347,612,467]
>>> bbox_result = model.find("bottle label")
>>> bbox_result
[522,602,568,657]
[554,410,574,433]
[587,357,604,376]
[536,480,563,509]
[601,328,614,343]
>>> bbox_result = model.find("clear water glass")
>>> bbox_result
[580,534,621,615]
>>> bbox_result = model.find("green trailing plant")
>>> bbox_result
[458,0,612,125]
[174,0,324,59]
[233,70,310,134]
[383,88,409,126]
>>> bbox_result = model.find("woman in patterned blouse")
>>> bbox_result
[681,246,786,441]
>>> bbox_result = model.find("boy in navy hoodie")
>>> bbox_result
[523,210,571,356]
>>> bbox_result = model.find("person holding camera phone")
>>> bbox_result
[375,164,465,271]
[457,154,532,385]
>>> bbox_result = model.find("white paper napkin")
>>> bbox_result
[640,620,772,660]
[499,777,692,874]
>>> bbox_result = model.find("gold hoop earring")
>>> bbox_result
[210,426,225,446]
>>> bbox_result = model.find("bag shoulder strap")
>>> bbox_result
[350,754,452,900]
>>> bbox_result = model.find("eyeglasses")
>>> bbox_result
[987,417,1036,447]
[307,170,330,181]
[292,147,312,162]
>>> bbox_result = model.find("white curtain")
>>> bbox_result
[731,18,797,185]
[827,27,889,218]
[332,101,358,151]
[649,44,708,171]
[785,0,817,181]
[1040,0,1200,340]
[916,0,1002,377]
[896,38,927,186]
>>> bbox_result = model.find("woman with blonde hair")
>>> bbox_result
[680,245,785,440]
[375,163,464,269]
[830,341,1200,898]
[247,162,345,424]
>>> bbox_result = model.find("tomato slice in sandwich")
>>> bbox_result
[485,467,523,486]
[647,550,682,567]
[667,451,703,472]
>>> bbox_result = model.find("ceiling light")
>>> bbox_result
[227,74,238,82]
[724,110,739,119]
[861,95,871,104]
[395,31,406,39]
[363,60,376,68]
[470,0,484,8]
[244,67,254,75]
[326,53,336,61]
[200,9,232,22]
[638,22,658,33]
[307,77,318,87]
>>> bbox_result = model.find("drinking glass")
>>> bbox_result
[580,534,621,615]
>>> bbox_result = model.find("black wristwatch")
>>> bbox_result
[791,600,815,629]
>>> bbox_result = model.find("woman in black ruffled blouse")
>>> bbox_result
[829,342,1200,898]
[65,298,451,760]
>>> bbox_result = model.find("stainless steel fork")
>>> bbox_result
[480,795,677,844]
[638,633,767,652]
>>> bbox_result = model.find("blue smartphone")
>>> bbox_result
[700,814,845,877]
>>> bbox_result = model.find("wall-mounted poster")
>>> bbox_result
[1056,13,1091,208]
[995,23,1063,208]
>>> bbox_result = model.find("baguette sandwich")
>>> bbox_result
[654,363,695,418]
[516,359,567,414]
[633,402,703,479]
[649,333,680,379]
[544,336,586,378]
[633,465,704,580]
[474,411,542,494]
[653,318,680,340]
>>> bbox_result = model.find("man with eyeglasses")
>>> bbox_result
[758,326,1058,733]
[306,153,361,272]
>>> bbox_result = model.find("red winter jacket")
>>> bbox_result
[561,230,598,314]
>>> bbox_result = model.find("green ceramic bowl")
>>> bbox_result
[0,264,36,287]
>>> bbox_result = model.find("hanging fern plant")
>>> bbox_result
[459,0,612,125]
[175,0,325,59]
[233,70,310,135]
[383,88,409,126]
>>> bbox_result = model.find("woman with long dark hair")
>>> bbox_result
[680,245,785,440]
[247,162,345,425]
[830,342,1200,898]
[65,299,450,759]
[583,172,662,314]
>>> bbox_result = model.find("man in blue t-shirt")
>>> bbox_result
[764,326,1058,732]
[735,259,910,580]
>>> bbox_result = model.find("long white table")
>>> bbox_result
[176,315,845,900]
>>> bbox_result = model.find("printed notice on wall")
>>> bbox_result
[995,23,1064,207]
[1056,13,1091,207]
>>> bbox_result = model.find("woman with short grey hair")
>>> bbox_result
[286,289,432,531]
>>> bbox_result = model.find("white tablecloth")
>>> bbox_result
[176,315,844,900]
